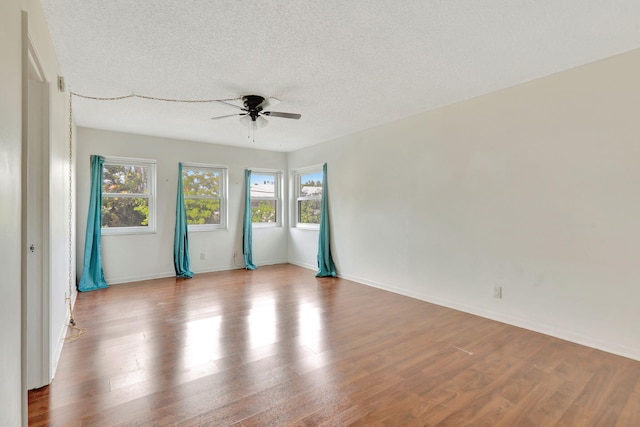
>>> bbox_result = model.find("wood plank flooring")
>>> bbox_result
[28,264,640,426]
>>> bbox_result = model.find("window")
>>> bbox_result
[102,157,156,234]
[250,171,282,226]
[182,163,227,231]
[294,168,323,228]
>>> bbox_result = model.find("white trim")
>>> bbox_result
[101,227,156,236]
[191,265,244,274]
[103,156,156,166]
[338,272,640,362]
[27,36,45,83]
[104,260,289,284]
[181,163,228,231]
[188,225,229,232]
[291,163,324,175]
[292,166,323,229]
[249,169,283,227]
[51,289,78,380]
[51,305,70,380]
[193,259,289,273]
[252,222,279,229]
[288,259,317,271]
[295,223,320,231]
[183,162,227,170]
[105,271,177,285]
[23,31,54,391]
[101,156,157,235]
[246,166,281,174]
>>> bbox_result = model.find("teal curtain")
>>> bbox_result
[243,169,257,270]
[78,155,109,292]
[174,163,194,278]
[316,163,337,277]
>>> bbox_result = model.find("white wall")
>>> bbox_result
[76,127,288,284]
[1,0,72,424]
[0,1,26,424]
[288,48,640,361]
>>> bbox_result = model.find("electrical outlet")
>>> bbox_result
[493,286,502,299]
[200,252,205,260]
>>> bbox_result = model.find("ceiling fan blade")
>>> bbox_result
[258,97,281,111]
[263,111,301,120]
[215,100,245,111]
[211,113,245,120]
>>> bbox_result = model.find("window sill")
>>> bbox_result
[294,224,320,230]
[102,227,156,236]
[188,226,228,232]
[253,223,281,229]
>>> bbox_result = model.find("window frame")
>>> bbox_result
[293,165,323,229]
[101,156,157,236]
[249,169,283,228]
[181,162,228,232]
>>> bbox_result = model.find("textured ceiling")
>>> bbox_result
[41,1,640,152]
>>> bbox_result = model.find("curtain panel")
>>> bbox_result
[316,163,337,277]
[243,169,257,270]
[174,162,194,278]
[78,155,109,291]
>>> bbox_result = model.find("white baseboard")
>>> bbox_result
[191,264,242,275]
[51,289,78,381]
[105,259,290,285]
[106,271,176,285]
[339,272,640,362]
[288,259,316,271]
[51,315,66,381]
[256,258,289,267]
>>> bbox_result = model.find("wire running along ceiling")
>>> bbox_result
[41,1,640,152]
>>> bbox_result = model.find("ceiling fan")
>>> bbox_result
[212,95,301,129]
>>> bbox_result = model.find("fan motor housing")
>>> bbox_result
[243,95,265,111]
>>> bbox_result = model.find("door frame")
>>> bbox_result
[22,18,52,391]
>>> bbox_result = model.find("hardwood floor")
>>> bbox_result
[29,264,640,426]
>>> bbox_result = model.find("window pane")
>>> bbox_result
[251,200,277,223]
[185,198,221,225]
[183,169,220,197]
[250,174,275,198]
[103,165,149,194]
[298,199,321,224]
[102,197,149,227]
[299,172,323,197]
